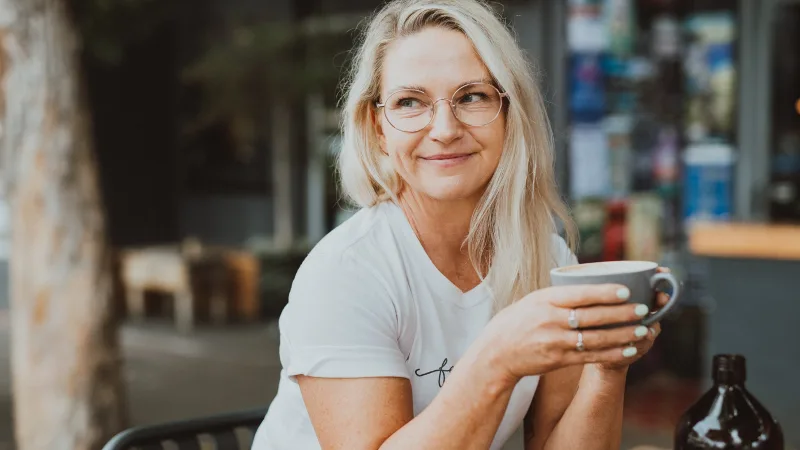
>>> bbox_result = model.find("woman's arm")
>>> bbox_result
[525,281,669,450]
[299,284,651,450]
[523,366,583,449]
[524,365,627,450]
[298,335,516,450]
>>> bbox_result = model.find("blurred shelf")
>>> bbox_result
[689,222,800,260]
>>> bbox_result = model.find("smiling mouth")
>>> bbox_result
[421,153,473,161]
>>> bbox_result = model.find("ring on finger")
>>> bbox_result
[576,331,585,352]
[649,327,658,337]
[568,309,579,329]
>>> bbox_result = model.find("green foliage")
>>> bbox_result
[74,0,175,65]
[72,0,354,152]
[180,17,353,149]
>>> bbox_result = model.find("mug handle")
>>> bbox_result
[642,272,681,326]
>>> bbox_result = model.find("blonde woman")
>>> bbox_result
[253,1,667,449]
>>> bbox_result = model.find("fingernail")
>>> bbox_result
[616,288,630,300]
[634,326,648,338]
[634,304,649,317]
[623,347,638,358]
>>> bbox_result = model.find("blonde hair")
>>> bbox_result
[337,0,577,311]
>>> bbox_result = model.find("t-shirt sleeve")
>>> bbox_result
[277,252,409,382]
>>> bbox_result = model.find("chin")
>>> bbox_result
[419,179,486,202]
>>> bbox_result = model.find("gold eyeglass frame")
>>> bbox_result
[375,82,509,133]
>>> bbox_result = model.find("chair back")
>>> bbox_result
[102,407,267,450]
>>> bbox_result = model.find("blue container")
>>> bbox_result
[569,52,606,123]
[683,143,735,224]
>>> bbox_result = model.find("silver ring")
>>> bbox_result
[649,327,658,337]
[576,331,585,352]
[568,309,579,329]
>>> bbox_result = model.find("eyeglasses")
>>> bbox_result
[375,82,508,133]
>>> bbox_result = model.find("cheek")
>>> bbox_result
[383,130,419,161]
[478,122,506,160]
[492,116,507,147]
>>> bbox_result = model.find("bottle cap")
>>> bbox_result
[713,354,746,385]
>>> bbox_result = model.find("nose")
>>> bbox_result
[427,98,462,144]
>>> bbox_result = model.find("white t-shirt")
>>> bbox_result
[253,201,576,450]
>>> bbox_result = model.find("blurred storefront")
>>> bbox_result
[547,0,729,266]
[538,0,800,442]
[290,0,799,265]
[545,0,800,262]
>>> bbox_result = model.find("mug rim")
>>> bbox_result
[550,260,659,276]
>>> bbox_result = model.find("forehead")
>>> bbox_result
[381,27,492,94]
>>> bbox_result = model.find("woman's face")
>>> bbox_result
[377,27,506,203]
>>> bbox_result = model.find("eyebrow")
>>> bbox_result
[385,78,495,95]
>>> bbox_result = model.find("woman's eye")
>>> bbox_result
[397,98,419,108]
[460,92,488,104]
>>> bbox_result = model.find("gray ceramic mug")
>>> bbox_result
[549,261,680,326]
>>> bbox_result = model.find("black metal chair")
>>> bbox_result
[102,407,268,450]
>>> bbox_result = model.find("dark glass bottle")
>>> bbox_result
[674,354,784,449]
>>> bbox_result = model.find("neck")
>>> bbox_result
[397,191,478,257]
[397,190,489,292]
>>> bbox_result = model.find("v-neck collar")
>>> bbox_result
[382,201,492,308]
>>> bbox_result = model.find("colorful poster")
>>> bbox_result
[569,53,607,122]
[568,0,607,52]
[570,124,612,199]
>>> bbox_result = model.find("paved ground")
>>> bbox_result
[0,312,675,450]
[0,316,281,449]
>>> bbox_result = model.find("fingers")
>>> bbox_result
[655,267,672,307]
[647,323,661,340]
[582,323,661,365]
[627,332,656,358]
[523,320,665,373]
[557,303,650,329]
[542,284,631,309]
[564,344,639,366]
[559,318,664,367]
[565,337,651,366]
[561,325,650,352]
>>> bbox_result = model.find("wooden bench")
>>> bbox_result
[119,243,259,332]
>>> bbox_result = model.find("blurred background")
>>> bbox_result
[0,0,798,449]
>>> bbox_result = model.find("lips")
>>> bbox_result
[421,153,473,160]
[419,152,474,168]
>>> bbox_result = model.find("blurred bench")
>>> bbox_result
[102,407,267,450]
[119,242,259,333]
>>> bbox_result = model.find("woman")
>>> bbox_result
[254,1,666,449]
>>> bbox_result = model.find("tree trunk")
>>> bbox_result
[0,1,127,449]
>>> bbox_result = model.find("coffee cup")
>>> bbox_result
[549,260,680,326]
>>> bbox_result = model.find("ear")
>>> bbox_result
[372,106,388,155]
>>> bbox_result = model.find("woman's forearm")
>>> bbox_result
[542,365,627,450]
[380,338,516,450]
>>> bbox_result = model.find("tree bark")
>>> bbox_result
[0,0,127,449]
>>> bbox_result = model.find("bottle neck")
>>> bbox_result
[712,354,746,386]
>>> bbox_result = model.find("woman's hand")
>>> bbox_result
[593,267,671,373]
[481,282,655,384]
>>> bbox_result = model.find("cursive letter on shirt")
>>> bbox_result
[414,358,454,388]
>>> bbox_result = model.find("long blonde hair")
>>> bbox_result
[337,0,577,311]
